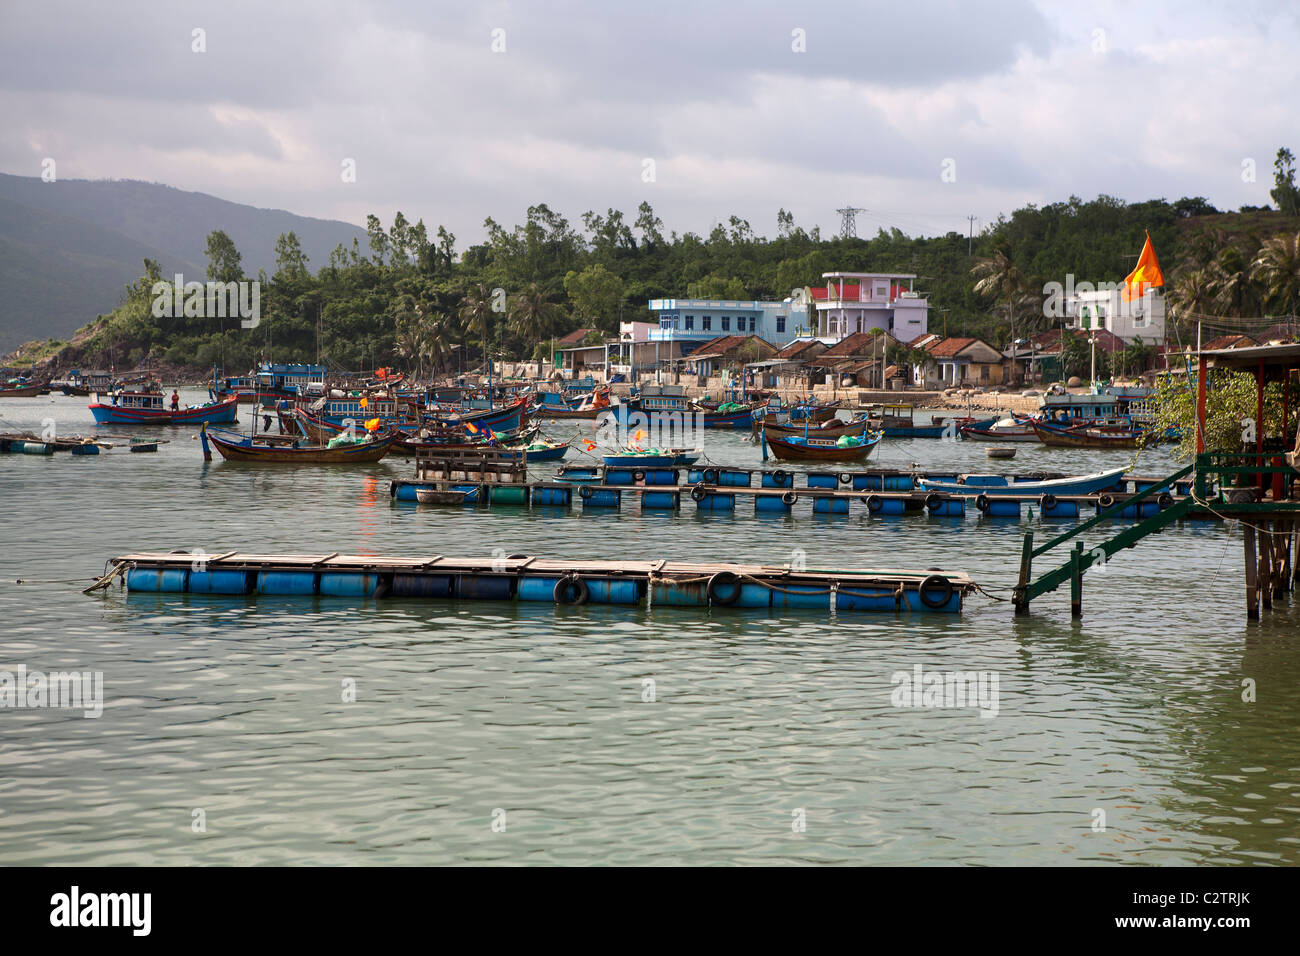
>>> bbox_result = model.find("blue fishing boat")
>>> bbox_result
[90,390,239,426]
[916,466,1127,497]
[603,451,676,468]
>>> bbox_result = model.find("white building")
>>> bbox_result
[1065,287,1166,345]
[809,271,929,343]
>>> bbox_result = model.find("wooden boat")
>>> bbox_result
[693,401,767,429]
[603,451,676,468]
[414,487,472,506]
[916,465,1127,497]
[862,403,949,438]
[960,417,1040,442]
[0,381,48,397]
[1031,421,1141,449]
[986,447,1017,459]
[763,430,883,462]
[760,415,872,439]
[90,391,239,426]
[788,400,842,422]
[200,423,398,462]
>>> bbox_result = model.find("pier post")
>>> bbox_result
[1259,522,1273,610]
[1070,540,1083,618]
[1013,531,1033,615]
[1244,523,1259,619]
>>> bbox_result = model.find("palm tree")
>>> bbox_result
[508,282,559,359]
[419,315,452,378]
[1211,245,1261,317]
[1251,232,1300,316]
[458,284,496,375]
[394,321,425,381]
[972,240,1028,383]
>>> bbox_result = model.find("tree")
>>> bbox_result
[634,201,664,248]
[366,214,390,265]
[1154,370,1297,461]
[1271,148,1299,216]
[458,284,496,373]
[273,231,310,280]
[971,239,1027,382]
[204,230,243,283]
[686,275,747,298]
[563,264,625,331]
[1251,232,1300,316]
[509,282,560,355]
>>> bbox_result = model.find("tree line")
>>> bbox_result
[65,148,1300,378]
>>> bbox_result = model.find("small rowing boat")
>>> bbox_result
[916,465,1127,497]
[200,423,398,463]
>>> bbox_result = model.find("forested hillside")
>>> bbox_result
[11,152,1300,378]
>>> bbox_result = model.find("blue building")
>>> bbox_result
[646,297,812,354]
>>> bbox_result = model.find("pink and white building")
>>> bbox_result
[808,271,929,343]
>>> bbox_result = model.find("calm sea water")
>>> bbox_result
[1,391,1297,865]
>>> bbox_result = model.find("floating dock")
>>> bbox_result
[389,466,1206,522]
[92,551,976,613]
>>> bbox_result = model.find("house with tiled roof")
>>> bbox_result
[1202,333,1256,351]
[555,328,598,348]
[687,335,778,378]
[917,337,1005,389]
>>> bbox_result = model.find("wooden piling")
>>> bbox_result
[1070,540,1083,618]
[1244,523,1259,619]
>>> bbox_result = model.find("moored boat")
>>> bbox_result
[916,465,1127,497]
[1031,421,1141,449]
[89,391,239,426]
[200,423,398,462]
[763,429,883,462]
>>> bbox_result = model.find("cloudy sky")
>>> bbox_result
[1,0,1296,244]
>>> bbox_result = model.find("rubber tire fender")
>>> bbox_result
[554,574,590,606]
[925,492,943,511]
[975,493,990,512]
[706,571,743,606]
[1040,493,1058,509]
[690,482,707,503]
[867,494,883,513]
[918,574,954,610]
[781,490,798,506]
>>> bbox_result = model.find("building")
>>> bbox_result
[919,337,1005,389]
[1065,287,1165,345]
[686,335,779,380]
[808,272,929,342]
[646,297,812,351]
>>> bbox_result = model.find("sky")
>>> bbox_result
[1,0,1296,245]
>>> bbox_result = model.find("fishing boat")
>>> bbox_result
[603,449,677,468]
[763,429,883,462]
[1031,421,1141,449]
[503,437,571,462]
[788,400,842,422]
[862,403,950,438]
[959,417,1040,442]
[916,465,1127,497]
[89,390,239,425]
[215,362,327,406]
[414,487,472,505]
[760,415,874,440]
[199,423,398,463]
[59,370,117,396]
[0,379,48,397]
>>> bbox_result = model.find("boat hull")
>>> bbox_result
[90,396,239,426]
[1031,422,1140,449]
[764,433,882,462]
[917,466,1128,497]
[203,427,397,462]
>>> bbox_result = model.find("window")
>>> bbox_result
[685,316,694,330]
[722,317,731,331]
[702,316,712,330]
[777,316,786,333]
[750,316,757,331]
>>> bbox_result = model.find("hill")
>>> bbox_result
[0,174,367,353]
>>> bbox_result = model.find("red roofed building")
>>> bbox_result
[918,337,1005,388]
[810,271,929,343]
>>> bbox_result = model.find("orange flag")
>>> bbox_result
[1123,232,1164,301]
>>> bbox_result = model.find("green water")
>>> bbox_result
[0,392,1297,865]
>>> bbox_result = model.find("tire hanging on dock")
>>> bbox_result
[1040,494,1058,509]
[867,494,883,513]
[918,574,954,609]
[707,571,742,606]
[691,482,707,502]
[925,492,942,512]
[975,494,990,512]
[781,490,797,506]
[554,574,590,605]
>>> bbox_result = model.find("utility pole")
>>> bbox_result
[967,215,977,256]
